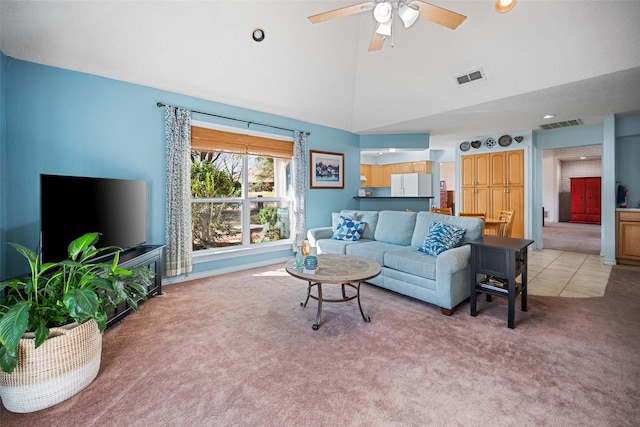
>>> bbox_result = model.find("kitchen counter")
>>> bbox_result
[616,208,640,212]
[354,196,434,212]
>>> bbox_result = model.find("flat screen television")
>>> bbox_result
[40,174,147,263]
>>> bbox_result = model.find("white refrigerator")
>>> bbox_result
[391,173,433,197]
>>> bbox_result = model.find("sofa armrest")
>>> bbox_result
[307,227,333,247]
[435,245,471,275]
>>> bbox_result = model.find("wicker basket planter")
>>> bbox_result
[0,319,102,413]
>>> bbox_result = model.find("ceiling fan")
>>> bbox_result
[308,1,467,51]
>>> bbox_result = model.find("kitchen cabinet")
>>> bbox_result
[570,177,601,224]
[616,209,640,264]
[360,164,372,185]
[461,149,524,238]
[364,161,431,188]
[412,161,432,174]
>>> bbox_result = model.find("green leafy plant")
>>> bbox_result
[0,232,154,373]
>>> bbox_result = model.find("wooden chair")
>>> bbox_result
[459,212,485,220]
[497,210,514,237]
[431,207,453,215]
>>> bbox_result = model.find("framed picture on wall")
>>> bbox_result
[440,180,445,191]
[310,150,344,189]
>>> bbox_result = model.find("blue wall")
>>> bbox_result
[1,52,6,272]
[0,57,359,279]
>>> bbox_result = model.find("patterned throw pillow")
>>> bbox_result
[332,216,366,241]
[419,221,466,256]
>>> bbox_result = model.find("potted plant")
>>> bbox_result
[0,232,154,412]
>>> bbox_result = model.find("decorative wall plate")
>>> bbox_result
[514,136,524,143]
[498,135,512,147]
[471,140,482,149]
[484,138,496,148]
[460,141,470,151]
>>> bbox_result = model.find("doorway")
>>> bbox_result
[541,145,602,254]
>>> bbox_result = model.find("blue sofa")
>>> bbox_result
[306,210,484,314]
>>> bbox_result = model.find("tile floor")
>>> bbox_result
[526,249,612,297]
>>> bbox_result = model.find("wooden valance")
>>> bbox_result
[191,126,293,159]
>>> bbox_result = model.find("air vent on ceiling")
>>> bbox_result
[539,119,583,130]
[455,69,485,86]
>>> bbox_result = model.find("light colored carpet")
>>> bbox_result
[2,263,639,426]
[543,221,601,254]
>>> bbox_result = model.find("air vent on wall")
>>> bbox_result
[539,119,583,130]
[455,69,485,86]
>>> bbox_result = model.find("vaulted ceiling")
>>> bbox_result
[2,1,640,150]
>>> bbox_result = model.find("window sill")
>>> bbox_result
[193,241,293,264]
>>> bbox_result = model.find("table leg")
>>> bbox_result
[521,270,528,312]
[508,279,515,329]
[300,281,312,308]
[312,283,323,330]
[356,282,371,323]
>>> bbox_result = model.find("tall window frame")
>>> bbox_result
[190,121,295,258]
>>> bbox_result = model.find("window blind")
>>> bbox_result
[191,126,293,159]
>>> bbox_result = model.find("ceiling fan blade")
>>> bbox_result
[308,2,375,24]
[368,29,385,51]
[412,0,467,30]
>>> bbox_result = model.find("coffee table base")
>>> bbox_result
[300,282,370,330]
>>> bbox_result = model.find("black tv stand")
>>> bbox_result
[106,244,165,329]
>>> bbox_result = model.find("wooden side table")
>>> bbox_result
[468,236,534,328]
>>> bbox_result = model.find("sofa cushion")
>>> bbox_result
[345,241,404,266]
[374,210,417,246]
[384,247,437,281]
[332,216,366,241]
[411,211,483,247]
[317,238,373,254]
[356,211,379,240]
[419,221,466,256]
[332,211,357,232]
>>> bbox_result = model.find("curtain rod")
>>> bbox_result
[156,102,310,136]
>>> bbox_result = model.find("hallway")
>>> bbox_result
[542,221,600,255]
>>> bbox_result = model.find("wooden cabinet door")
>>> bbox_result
[489,150,523,187]
[398,163,413,173]
[412,161,431,173]
[585,177,601,215]
[382,164,392,187]
[462,154,489,187]
[490,152,506,187]
[505,150,524,186]
[461,155,475,188]
[506,187,524,238]
[371,165,384,187]
[571,178,586,214]
[360,164,372,185]
[475,154,490,187]
[462,187,490,214]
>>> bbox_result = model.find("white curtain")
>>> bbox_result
[292,131,308,247]
[165,106,193,277]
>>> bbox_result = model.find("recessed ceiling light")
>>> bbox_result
[580,156,586,160]
[543,114,555,119]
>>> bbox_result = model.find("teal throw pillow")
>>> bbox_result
[419,221,466,256]
[332,216,366,241]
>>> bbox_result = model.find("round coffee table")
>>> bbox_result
[285,254,381,330]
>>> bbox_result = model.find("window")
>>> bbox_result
[190,124,293,252]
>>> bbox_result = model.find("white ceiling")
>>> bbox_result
[2,1,640,150]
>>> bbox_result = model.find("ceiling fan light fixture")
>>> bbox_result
[495,0,517,13]
[373,2,393,23]
[398,3,419,28]
[375,20,392,36]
